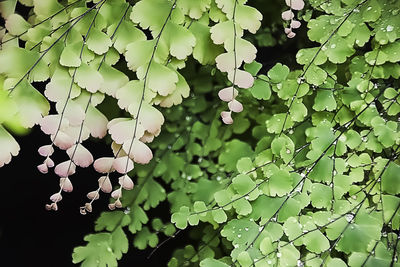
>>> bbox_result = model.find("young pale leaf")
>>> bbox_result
[227,69,254,88]
[108,118,145,145]
[137,62,179,96]
[136,102,165,135]
[118,174,134,190]
[227,38,258,65]
[59,42,82,68]
[123,139,153,164]
[45,68,81,103]
[5,13,31,36]
[54,160,76,177]
[177,0,211,19]
[75,63,104,93]
[51,131,74,150]
[86,27,112,55]
[189,20,224,65]
[116,80,152,111]
[5,79,50,128]
[163,22,196,60]
[210,21,243,45]
[235,4,263,34]
[55,99,85,126]
[108,20,146,54]
[94,157,115,174]
[158,72,190,107]
[130,0,183,36]
[85,105,108,139]
[0,125,20,168]
[113,156,134,174]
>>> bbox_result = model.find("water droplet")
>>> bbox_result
[267,260,272,264]
[234,244,239,248]
[286,149,291,154]
[330,44,336,49]
[237,234,241,238]
[277,252,282,258]
[245,227,249,231]
[297,260,304,267]
[216,176,222,181]
[124,207,131,214]
[187,176,192,180]
[107,247,112,252]
[245,196,249,200]
[367,6,372,10]
[386,25,394,32]
[259,226,264,231]
[346,213,354,222]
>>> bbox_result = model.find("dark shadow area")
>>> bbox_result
[0,126,190,266]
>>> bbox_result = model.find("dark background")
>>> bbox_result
[0,127,189,266]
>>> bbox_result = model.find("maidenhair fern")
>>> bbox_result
[1,0,399,266]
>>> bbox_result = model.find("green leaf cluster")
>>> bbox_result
[1,0,400,266]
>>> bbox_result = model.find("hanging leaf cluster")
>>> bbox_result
[1,0,400,266]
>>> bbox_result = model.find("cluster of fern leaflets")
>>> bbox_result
[1,0,400,266]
